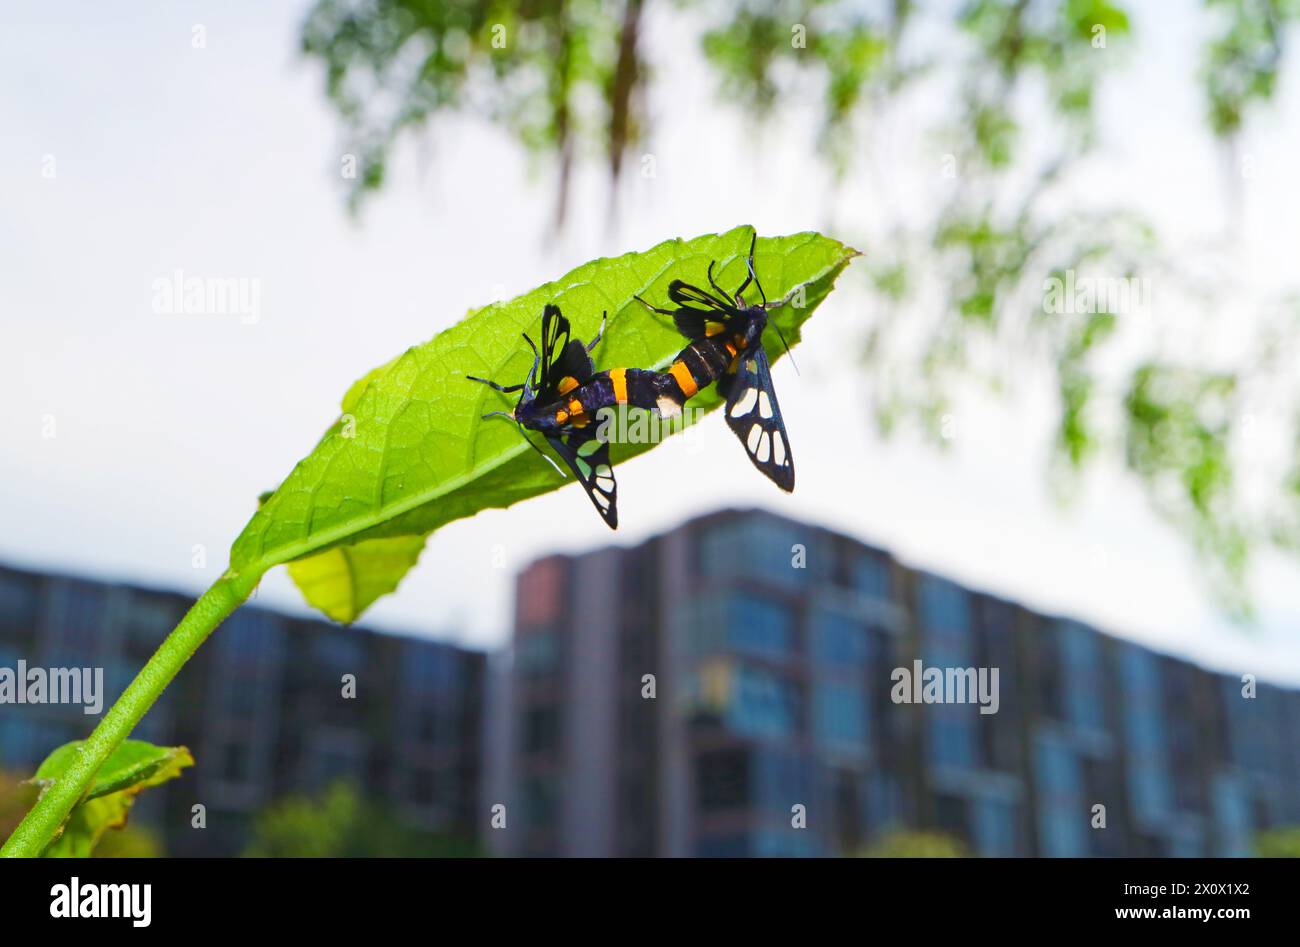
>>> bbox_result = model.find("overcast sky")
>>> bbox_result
[2,1,1299,683]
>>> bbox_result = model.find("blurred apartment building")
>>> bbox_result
[0,562,485,856]
[492,508,1300,857]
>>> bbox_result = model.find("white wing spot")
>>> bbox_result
[747,423,763,453]
[758,391,774,419]
[730,388,759,418]
[756,430,771,463]
[773,434,787,467]
[596,475,615,493]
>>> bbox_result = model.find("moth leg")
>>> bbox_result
[707,260,735,307]
[466,376,525,394]
[586,311,607,353]
[632,294,676,318]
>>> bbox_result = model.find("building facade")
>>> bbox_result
[496,508,1300,857]
[0,563,486,856]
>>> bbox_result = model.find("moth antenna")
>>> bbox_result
[769,322,799,376]
[480,409,564,476]
[747,235,768,307]
[518,422,565,477]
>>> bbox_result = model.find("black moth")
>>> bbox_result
[468,304,665,529]
[635,232,796,492]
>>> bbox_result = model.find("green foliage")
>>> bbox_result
[0,771,39,841]
[287,534,430,624]
[301,0,647,223]
[299,0,1300,614]
[1255,825,1300,857]
[1202,0,1300,137]
[700,1,894,170]
[90,824,163,858]
[1125,363,1249,602]
[855,830,969,857]
[1,770,162,857]
[244,782,481,857]
[239,227,856,621]
[29,741,192,857]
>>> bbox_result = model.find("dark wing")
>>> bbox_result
[666,280,736,340]
[551,339,596,387]
[546,426,618,529]
[537,304,572,395]
[717,344,795,492]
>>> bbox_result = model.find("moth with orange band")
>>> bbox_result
[467,303,667,529]
[634,232,796,492]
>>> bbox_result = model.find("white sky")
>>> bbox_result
[2,1,1299,683]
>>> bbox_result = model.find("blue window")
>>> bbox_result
[812,680,868,750]
[973,798,1017,857]
[0,572,39,635]
[810,610,868,667]
[58,582,105,656]
[853,553,891,601]
[918,577,970,640]
[865,773,901,832]
[1120,646,1172,825]
[124,595,178,647]
[311,627,363,672]
[1211,775,1252,858]
[1059,622,1104,732]
[403,643,460,693]
[753,748,813,812]
[681,593,793,659]
[928,708,976,771]
[220,610,280,666]
[515,632,558,677]
[754,829,822,857]
[1034,734,1087,856]
[729,596,794,657]
[0,716,34,767]
[728,668,799,738]
[700,518,806,586]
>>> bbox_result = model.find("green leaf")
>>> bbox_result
[233,226,858,616]
[277,354,430,623]
[31,740,193,857]
[286,534,429,623]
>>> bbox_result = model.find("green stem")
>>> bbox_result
[0,569,261,857]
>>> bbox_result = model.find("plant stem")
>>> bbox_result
[0,569,261,857]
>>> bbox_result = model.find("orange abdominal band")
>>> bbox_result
[670,361,699,399]
[610,368,629,404]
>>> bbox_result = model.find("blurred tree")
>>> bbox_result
[301,0,649,227]
[244,782,482,857]
[854,829,969,857]
[1255,825,1300,856]
[302,0,1300,616]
